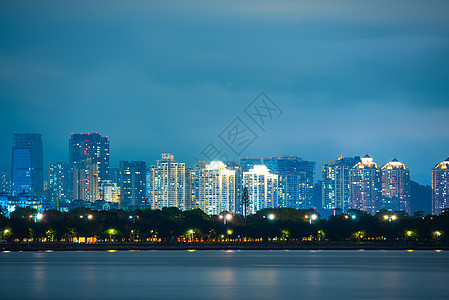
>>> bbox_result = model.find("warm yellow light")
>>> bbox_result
[87,214,93,220]
[391,215,397,221]
[226,214,232,221]
[383,215,389,220]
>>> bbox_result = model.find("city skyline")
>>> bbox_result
[3,130,446,215]
[2,131,448,186]
[1,1,449,186]
[1,2,448,299]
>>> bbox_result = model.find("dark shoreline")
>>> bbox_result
[2,242,448,252]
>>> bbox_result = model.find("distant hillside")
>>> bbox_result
[410,180,432,214]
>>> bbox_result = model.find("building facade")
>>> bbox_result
[99,180,121,204]
[11,133,44,196]
[72,158,99,203]
[380,158,411,215]
[349,155,381,214]
[243,165,278,215]
[69,132,110,182]
[432,157,449,215]
[147,154,185,210]
[0,169,11,194]
[265,156,315,209]
[199,161,236,215]
[120,161,146,209]
[322,156,361,212]
[47,161,70,207]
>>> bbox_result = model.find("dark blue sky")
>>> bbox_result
[1,0,449,184]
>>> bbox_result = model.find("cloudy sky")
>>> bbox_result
[1,0,449,184]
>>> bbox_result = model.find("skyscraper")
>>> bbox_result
[11,133,43,196]
[0,169,11,194]
[243,165,278,214]
[322,156,361,212]
[147,154,185,210]
[432,157,449,215]
[120,161,146,209]
[47,161,70,206]
[72,157,99,203]
[380,158,411,215]
[265,156,315,209]
[349,155,381,214]
[199,161,236,215]
[69,133,110,182]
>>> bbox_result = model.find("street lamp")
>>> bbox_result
[433,231,443,240]
[308,214,318,225]
[219,213,233,224]
[227,229,233,241]
[108,229,116,242]
[188,229,195,242]
[267,213,275,221]
[383,214,397,222]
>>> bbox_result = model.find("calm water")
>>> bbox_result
[1,250,448,299]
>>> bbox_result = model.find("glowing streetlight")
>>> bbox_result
[434,231,443,240]
[108,229,116,242]
[188,229,195,242]
[87,214,93,220]
[219,213,233,224]
[308,213,318,224]
[383,214,397,222]
[267,213,276,221]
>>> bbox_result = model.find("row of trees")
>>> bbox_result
[1,206,448,244]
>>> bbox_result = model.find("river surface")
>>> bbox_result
[0,250,448,299]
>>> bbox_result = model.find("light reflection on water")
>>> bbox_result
[0,250,448,299]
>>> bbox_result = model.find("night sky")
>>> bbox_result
[1,0,449,185]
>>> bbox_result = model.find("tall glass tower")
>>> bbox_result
[432,157,449,215]
[11,133,43,196]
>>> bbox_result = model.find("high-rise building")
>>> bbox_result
[0,169,11,194]
[243,165,278,215]
[380,158,411,215]
[69,133,110,182]
[72,157,99,203]
[47,161,70,207]
[11,133,43,196]
[120,161,146,209]
[99,180,121,203]
[349,155,381,214]
[109,167,121,187]
[147,154,185,210]
[265,156,315,209]
[199,161,236,215]
[322,156,361,212]
[432,157,449,215]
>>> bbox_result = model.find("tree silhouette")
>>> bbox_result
[242,187,249,224]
